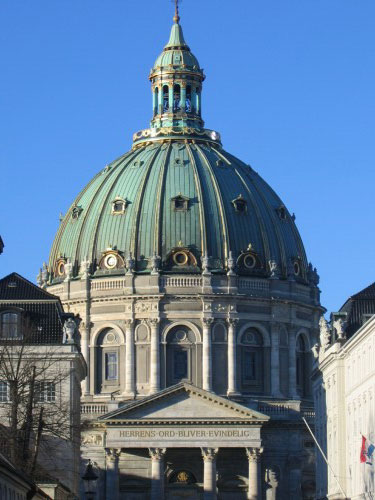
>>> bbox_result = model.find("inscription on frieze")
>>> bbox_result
[106,426,260,448]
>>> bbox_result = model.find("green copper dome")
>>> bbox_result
[48,14,312,284]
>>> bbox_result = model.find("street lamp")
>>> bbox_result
[82,459,98,499]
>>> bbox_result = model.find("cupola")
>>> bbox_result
[149,4,205,130]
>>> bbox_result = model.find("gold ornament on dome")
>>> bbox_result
[176,471,189,483]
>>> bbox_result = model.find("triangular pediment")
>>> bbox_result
[99,383,269,423]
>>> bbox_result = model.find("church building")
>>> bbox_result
[42,6,323,499]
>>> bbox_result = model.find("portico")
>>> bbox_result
[89,383,268,499]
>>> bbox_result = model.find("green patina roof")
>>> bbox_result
[165,22,187,48]
[48,15,309,280]
[49,142,307,276]
[153,22,200,70]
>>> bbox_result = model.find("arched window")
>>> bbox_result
[296,335,308,397]
[0,312,20,339]
[154,87,159,116]
[163,85,169,112]
[165,326,197,387]
[240,328,263,393]
[185,85,192,112]
[173,84,181,111]
[95,329,122,394]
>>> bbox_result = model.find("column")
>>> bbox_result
[246,447,262,500]
[124,319,135,397]
[181,83,186,110]
[158,86,163,115]
[80,322,90,395]
[149,448,166,500]
[149,318,160,394]
[202,318,214,392]
[105,448,121,500]
[201,448,218,500]
[226,318,239,396]
[288,330,298,398]
[270,322,282,397]
[168,84,174,112]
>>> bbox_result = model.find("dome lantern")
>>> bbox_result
[149,4,205,130]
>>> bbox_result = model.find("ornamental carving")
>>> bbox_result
[82,434,103,446]
[246,447,263,463]
[319,316,331,349]
[201,447,218,461]
[106,448,121,460]
[135,302,158,313]
[149,448,166,460]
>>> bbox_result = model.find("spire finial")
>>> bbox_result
[173,0,180,24]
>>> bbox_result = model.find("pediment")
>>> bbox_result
[99,383,269,423]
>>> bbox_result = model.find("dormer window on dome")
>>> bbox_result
[232,195,247,213]
[172,194,189,212]
[99,250,124,271]
[55,258,66,277]
[111,197,129,215]
[276,205,287,220]
[72,205,83,220]
[237,245,262,273]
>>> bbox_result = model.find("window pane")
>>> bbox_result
[0,382,9,402]
[35,382,55,403]
[174,350,188,380]
[243,350,256,381]
[105,352,118,380]
[1,313,18,338]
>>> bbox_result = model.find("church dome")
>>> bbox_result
[48,16,311,284]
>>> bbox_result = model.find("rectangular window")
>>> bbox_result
[1,313,19,338]
[35,382,56,403]
[243,350,257,381]
[0,382,9,402]
[105,352,118,380]
[174,350,188,380]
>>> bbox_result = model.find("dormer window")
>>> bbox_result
[111,197,128,215]
[232,195,247,213]
[72,205,83,220]
[172,194,189,212]
[276,205,287,220]
[0,312,20,339]
[55,258,66,277]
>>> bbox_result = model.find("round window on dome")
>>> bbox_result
[244,254,256,269]
[104,254,118,269]
[56,261,65,277]
[173,251,189,266]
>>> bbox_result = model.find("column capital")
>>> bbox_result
[246,447,263,463]
[226,317,239,326]
[202,317,214,327]
[149,447,166,460]
[148,318,160,327]
[124,318,134,328]
[201,447,219,461]
[106,448,121,460]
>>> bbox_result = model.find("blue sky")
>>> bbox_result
[0,0,374,314]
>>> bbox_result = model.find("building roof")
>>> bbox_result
[47,16,312,286]
[340,282,375,338]
[0,272,67,344]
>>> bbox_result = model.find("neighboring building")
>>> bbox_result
[0,452,51,500]
[313,283,375,499]
[0,272,86,499]
[42,9,323,500]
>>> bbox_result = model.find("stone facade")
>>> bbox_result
[0,272,86,499]
[47,269,321,499]
[313,314,375,499]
